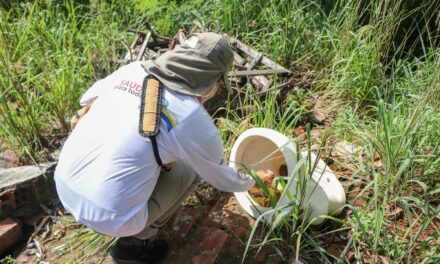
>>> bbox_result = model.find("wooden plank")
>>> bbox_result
[228,36,290,73]
[122,33,143,63]
[247,53,262,70]
[261,79,274,93]
[127,28,149,36]
[145,49,158,60]
[235,52,269,88]
[245,53,265,89]
[227,69,290,77]
[136,30,152,61]
[227,35,292,91]
[258,79,293,94]
[232,52,247,66]
[130,34,142,49]
[146,40,170,49]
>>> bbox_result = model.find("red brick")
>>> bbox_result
[0,218,22,255]
[173,207,202,239]
[0,191,17,210]
[15,253,35,264]
[200,229,229,251]
[205,194,231,225]
[233,226,249,240]
[192,254,213,264]
[206,206,222,225]
[192,228,229,264]
[227,239,241,255]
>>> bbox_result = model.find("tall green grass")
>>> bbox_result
[0,0,131,159]
[211,0,440,262]
[217,84,308,156]
[1,0,439,263]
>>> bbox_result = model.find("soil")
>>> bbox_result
[15,190,279,264]
[247,163,287,208]
[247,185,281,207]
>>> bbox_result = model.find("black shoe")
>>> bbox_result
[110,237,168,264]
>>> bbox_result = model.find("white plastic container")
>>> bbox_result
[229,128,346,224]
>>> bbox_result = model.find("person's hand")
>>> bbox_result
[70,100,94,130]
[256,169,275,186]
[70,112,81,130]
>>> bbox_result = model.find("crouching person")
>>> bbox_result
[54,32,274,264]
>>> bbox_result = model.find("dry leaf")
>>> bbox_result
[289,126,305,134]
[328,244,341,258]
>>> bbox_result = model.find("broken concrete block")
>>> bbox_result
[0,163,56,219]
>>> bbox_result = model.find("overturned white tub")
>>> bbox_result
[229,128,346,225]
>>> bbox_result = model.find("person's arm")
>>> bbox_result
[70,99,95,130]
[174,109,274,192]
[179,137,276,192]
[182,146,256,192]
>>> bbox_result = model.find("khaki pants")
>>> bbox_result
[134,161,199,239]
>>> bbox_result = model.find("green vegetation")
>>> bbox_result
[0,1,131,159]
[1,0,439,263]
[0,256,17,264]
[50,216,116,262]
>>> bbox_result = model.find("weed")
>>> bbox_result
[1,0,439,263]
[0,0,132,159]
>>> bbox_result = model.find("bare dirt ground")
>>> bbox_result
[14,186,281,264]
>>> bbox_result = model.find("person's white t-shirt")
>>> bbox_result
[54,61,254,237]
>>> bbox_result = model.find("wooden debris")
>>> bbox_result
[123,26,292,94]
[227,69,290,77]
[135,30,152,61]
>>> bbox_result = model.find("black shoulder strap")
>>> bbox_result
[149,135,163,167]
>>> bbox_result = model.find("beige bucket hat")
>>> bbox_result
[142,32,234,96]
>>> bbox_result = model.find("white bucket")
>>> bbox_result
[229,128,346,224]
